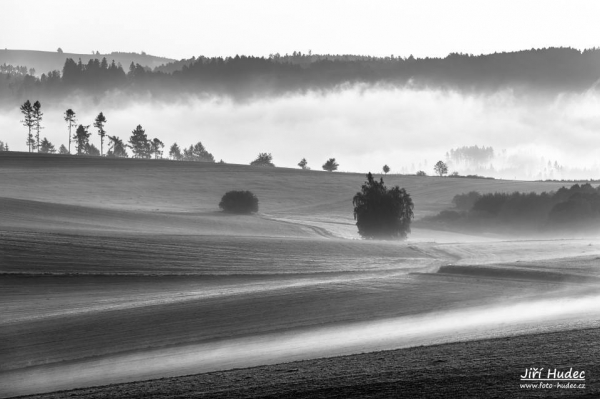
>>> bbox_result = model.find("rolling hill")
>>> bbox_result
[0,49,175,75]
[1,152,600,397]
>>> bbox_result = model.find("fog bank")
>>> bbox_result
[1,85,599,179]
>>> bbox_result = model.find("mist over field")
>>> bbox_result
[2,84,600,179]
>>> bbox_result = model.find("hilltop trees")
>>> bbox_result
[434,161,448,177]
[383,164,390,174]
[129,125,150,158]
[219,191,259,214]
[107,135,128,157]
[251,153,274,167]
[93,112,107,155]
[59,144,68,154]
[322,158,339,172]
[73,125,91,155]
[20,100,34,152]
[183,142,215,162]
[64,109,76,154]
[352,172,414,240]
[85,143,100,156]
[150,138,164,159]
[169,143,182,160]
[298,158,308,170]
[39,137,56,153]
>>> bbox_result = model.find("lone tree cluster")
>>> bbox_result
[219,191,259,214]
[353,173,414,239]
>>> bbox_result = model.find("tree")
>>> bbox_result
[352,172,414,240]
[383,164,390,174]
[250,152,274,167]
[0,140,7,152]
[298,158,308,169]
[32,101,43,152]
[107,135,128,157]
[150,138,164,159]
[169,143,182,160]
[39,137,56,153]
[59,144,69,154]
[73,125,91,155]
[85,143,100,156]
[20,100,34,152]
[322,158,339,172]
[128,125,150,158]
[64,109,76,154]
[57,48,63,53]
[416,170,427,176]
[219,191,259,214]
[434,160,448,177]
[93,112,107,156]
[183,142,214,162]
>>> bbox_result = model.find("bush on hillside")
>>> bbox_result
[353,172,414,239]
[251,153,274,167]
[219,191,259,214]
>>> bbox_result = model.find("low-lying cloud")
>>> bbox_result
[1,85,600,179]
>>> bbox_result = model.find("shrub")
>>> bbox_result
[352,172,414,239]
[416,170,427,176]
[251,153,274,167]
[322,158,339,172]
[219,191,259,214]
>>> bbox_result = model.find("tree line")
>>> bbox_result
[427,183,600,232]
[3,47,600,103]
[17,100,213,161]
[16,100,343,170]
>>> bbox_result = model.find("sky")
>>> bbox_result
[1,0,600,60]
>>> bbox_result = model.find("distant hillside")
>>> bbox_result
[2,47,600,104]
[0,49,175,75]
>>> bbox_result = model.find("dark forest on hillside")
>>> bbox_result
[426,183,600,233]
[1,47,600,105]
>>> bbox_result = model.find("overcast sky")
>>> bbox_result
[1,0,600,60]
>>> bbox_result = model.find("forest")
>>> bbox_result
[426,183,600,233]
[2,47,600,105]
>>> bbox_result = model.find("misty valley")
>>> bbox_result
[1,45,600,398]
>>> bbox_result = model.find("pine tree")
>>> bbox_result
[39,137,56,153]
[20,100,34,152]
[107,136,128,157]
[169,143,182,160]
[93,112,107,156]
[150,138,164,159]
[73,125,91,155]
[128,125,150,158]
[32,101,43,152]
[64,109,76,154]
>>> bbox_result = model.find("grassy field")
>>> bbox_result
[1,152,599,398]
